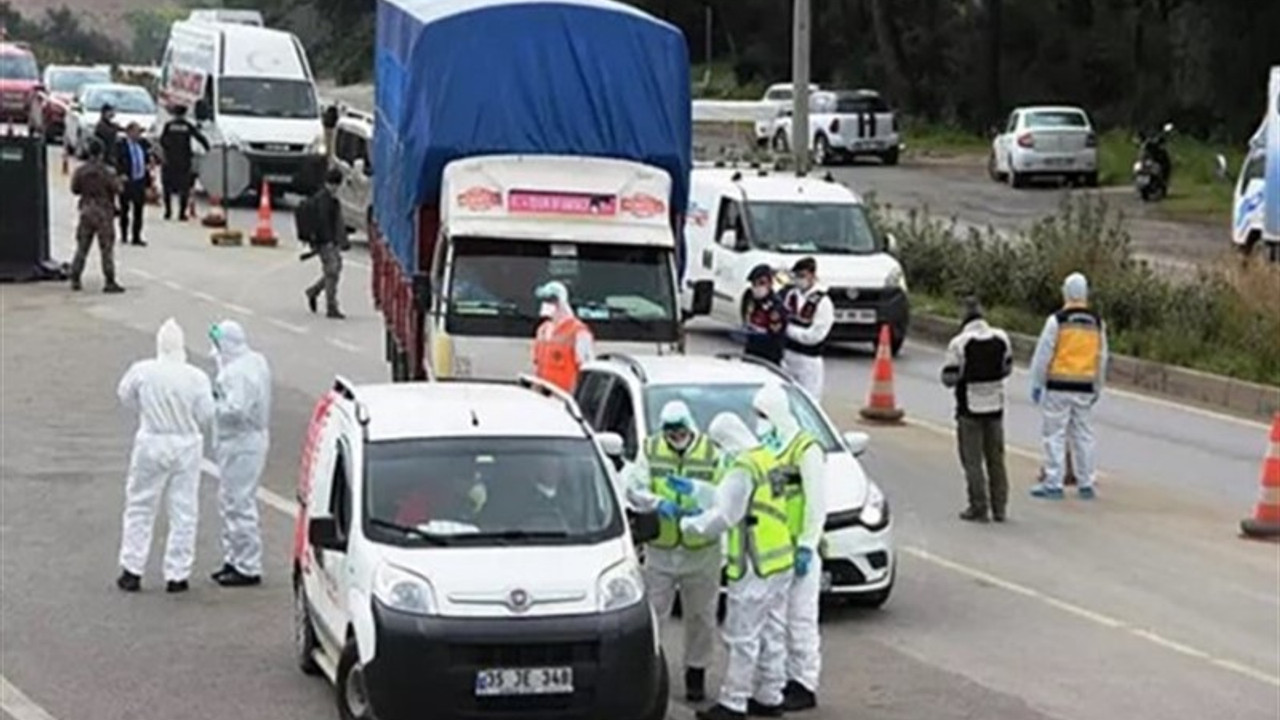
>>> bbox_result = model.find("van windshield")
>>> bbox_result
[363,437,623,547]
[446,237,678,342]
[217,77,317,119]
[745,201,880,254]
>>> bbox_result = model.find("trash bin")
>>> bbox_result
[0,128,62,281]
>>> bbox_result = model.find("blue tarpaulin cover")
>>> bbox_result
[373,0,692,272]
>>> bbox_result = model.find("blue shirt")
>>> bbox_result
[127,140,145,181]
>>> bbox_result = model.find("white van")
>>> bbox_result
[680,165,911,355]
[187,9,264,26]
[332,106,374,236]
[157,20,327,197]
[293,375,668,720]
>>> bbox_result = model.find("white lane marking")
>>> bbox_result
[1,674,59,720]
[266,317,309,334]
[191,291,218,303]
[326,338,363,354]
[162,280,184,291]
[902,546,1280,688]
[345,259,370,271]
[221,302,255,316]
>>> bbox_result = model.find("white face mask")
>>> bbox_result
[539,302,556,318]
[751,285,769,299]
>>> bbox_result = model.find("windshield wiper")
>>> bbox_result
[368,517,451,544]
[454,529,571,543]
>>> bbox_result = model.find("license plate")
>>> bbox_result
[1136,175,1150,186]
[835,309,876,323]
[1045,157,1073,167]
[820,571,833,591]
[475,667,574,697]
[264,173,292,184]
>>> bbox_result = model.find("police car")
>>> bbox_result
[293,374,668,720]
[574,353,896,607]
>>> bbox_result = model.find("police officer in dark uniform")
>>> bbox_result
[740,263,787,364]
[69,138,125,293]
[94,104,119,152]
[159,105,210,221]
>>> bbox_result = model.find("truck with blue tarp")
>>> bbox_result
[369,0,711,382]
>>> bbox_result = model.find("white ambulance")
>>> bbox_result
[680,165,910,355]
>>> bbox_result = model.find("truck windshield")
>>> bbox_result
[446,237,678,342]
[0,54,38,80]
[363,436,623,547]
[217,77,318,119]
[745,201,881,254]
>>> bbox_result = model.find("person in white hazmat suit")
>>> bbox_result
[116,318,214,594]
[678,412,795,720]
[624,400,722,702]
[753,382,827,711]
[780,257,834,401]
[208,320,272,587]
[1028,272,1109,500]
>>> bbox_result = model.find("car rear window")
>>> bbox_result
[833,95,889,113]
[1026,111,1089,128]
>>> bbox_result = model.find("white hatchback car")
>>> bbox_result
[63,82,158,158]
[989,105,1098,188]
[332,106,374,238]
[574,353,896,608]
[293,375,668,720]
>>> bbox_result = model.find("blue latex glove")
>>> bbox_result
[794,547,814,577]
[656,499,680,519]
[666,475,694,496]
[1031,387,1043,405]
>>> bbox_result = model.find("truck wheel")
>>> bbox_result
[294,580,322,676]
[880,147,900,166]
[336,641,375,720]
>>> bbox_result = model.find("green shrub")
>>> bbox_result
[870,193,1280,386]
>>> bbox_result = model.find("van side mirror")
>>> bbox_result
[885,232,899,254]
[597,431,625,458]
[308,517,346,552]
[194,99,211,122]
[628,509,660,545]
[690,280,713,316]
[843,431,870,457]
[1214,154,1229,182]
[718,228,745,251]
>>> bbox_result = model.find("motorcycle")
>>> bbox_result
[1133,122,1174,202]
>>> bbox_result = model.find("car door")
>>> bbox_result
[712,196,748,321]
[307,434,355,652]
[598,379,640,463]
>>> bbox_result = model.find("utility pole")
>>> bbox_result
[705,5,713,68]
[791,0,811,175]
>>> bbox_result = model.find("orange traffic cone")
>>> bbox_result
[859,324,905,423]
[202,194,227,228]
[1240,413,1280,540]
[250,179,278,246]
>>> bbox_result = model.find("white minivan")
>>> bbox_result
[680,165,911,355]
[157,20,327,197]
[293,375,668,720]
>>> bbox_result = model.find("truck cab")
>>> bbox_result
[422,154,708,380]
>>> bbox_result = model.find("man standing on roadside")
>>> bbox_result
[94,103,119,151]
[69,138,124,293]
[114,122,153,246]
[1029,272,1109,500]
[941,297,1013,522]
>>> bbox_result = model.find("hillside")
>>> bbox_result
[5,0,154,50]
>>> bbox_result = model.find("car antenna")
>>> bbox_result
[470,409,480,427]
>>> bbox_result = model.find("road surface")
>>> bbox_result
[1,158,1277,720]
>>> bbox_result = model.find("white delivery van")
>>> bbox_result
[157,20,327,197]
[681,165,910,355]
[293,375,667,720]
[424,155,709,380]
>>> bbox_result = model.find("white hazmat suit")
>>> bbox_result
[624,401,721,698]
[682,413,791,718]
[754,382,827,708]
[781,283,834,401]
[211,320,272,581]
[116,318,214,585]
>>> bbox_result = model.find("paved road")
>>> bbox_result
[1,160,1277,720]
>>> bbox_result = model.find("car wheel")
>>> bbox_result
[890,331,905,358]
[642,651,670,720]
[773,129,789,154]
[1008,161,1026,189]
[294,581,322,676]
[336,641,375,720]
[813,134,831,166]
[987,152,1004,181]
[880,147,900,166]
[847,577,894,609]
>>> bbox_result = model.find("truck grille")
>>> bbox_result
[248,142,305,153]
[450,641,600,666]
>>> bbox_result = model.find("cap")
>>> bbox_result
[791,256,817,275]
[747,263,773,283]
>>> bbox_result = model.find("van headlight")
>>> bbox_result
[309,133,327,155]
[373,563,438,616]
[859,482,889,530]
[885,267,906,290]
[597,559,644,612]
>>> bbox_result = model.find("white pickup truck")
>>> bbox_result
[770,89,902,166]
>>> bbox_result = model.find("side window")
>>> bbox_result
[330,441,353,539]
[599,383,638,459]
[334,128,354,163]
[716,198,745,249]
[574,371,614,428]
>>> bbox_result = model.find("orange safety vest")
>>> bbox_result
[533,315,591,392]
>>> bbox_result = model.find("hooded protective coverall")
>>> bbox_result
[1029,273,1109,493]
[781,283,834,401]
[117,319,214,582]
[754,382,827,703]
[211,320,272,578]
[681,413,793,717]
[625,401,721,697]
[532,281,594,392]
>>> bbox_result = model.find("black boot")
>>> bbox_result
[214,567,262,587]
[116,570,141,592]
[211,563,236,582]
[327,308,345,319]
[685,667,706,702]
[166,579,189,593]
[696,705,746,720]
[959,506,989,523]
[103,279,125,294]
[746,699,783,717]
[70,277,82,291]
[782,681,817,711]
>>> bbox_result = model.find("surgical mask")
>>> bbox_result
[539,302,556,318]
[664,428,692,451]
[795,276,814,292]
[751,285,769,299]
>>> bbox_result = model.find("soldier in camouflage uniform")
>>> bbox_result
[70,138,125,293]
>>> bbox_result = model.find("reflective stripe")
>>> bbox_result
[647,435,719,550]
[726,447,795,581]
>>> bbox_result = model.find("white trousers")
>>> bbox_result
[215,430,268,576]
[118,433,204,582]
[643,546,721,670]
[783,556,822,691]
[719,571,791,713]
[1041,391,1097,489]
[782,351,824,402]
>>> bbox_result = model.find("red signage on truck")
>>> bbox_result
[507,190,617,216]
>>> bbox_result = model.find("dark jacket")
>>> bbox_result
[93,118,119,152]
[308,186,349,247]
[71,159,122,212]
[159,118,209,176]
[741,290,787,365]
[941,318,1013,418]
[114,136,154,186]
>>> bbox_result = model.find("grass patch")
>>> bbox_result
[868,194,1280,386]
[692,63,766,101]
[901,122,991,157]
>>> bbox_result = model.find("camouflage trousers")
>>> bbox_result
[306,243,342,312]
[71,207,116,282]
